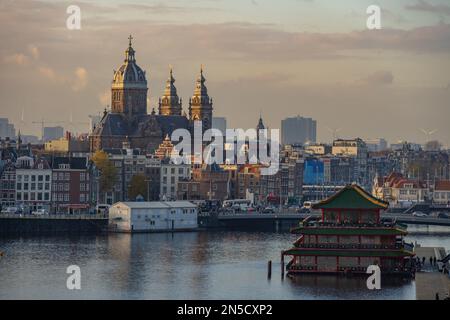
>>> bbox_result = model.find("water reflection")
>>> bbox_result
[0,226,448,299]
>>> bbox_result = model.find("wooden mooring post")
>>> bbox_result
[281,251,285,278]
[267,260,272,279]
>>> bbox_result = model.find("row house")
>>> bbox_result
[51,157,90,214]
[177,164,228,201]
[259,153,304,205]
[0,160,16,208]
[372,172,427,206]
[432,180,450,205]
[15,156,52,212]
[161,159,191,200]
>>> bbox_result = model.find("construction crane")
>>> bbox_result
[67,111,89,134]
[31,119,66,141]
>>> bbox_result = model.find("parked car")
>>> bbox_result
[412,211,427,217]
[262,207,275,214]
[437,212,450,219]
[32,209,48,216]
[1,207,19,214]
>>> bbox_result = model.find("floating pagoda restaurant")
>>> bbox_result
[282,184,415,277]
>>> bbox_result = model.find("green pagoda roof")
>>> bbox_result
[312,184,389,210]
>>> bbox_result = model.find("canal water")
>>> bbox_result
[0,225,449,300]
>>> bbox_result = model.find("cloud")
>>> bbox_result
[28,45,40,60]
[37,66,59,82]
[3,53,30,66]
[405,0,450,16]
[358,71,394,86]
[72,67,88,91]
[98,90,109,106]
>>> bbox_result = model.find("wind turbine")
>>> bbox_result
[326,126,342,141]
[419,128,438,142]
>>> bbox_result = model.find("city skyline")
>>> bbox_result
[0,0,450,145]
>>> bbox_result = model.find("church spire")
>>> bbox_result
[189,65,213,130]
[125,34,136,62]
[159,65,182,116]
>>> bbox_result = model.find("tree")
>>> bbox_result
[128,174,148,201]
[92,150,117,193]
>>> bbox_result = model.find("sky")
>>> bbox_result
[0,0,449,146]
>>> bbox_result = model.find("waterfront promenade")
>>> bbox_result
[414,246,450,300]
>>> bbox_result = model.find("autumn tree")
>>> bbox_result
[92,150,117,193]
[128,174,148,201]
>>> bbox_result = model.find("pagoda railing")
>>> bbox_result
[301,221,407,230]
[294,242,414,251]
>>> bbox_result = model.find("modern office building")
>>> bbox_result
[281,116,317,145]
[0,118,15,139]
[43,126,64,143]
[212,117,227,135]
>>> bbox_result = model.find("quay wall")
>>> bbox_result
[0,216,108,235]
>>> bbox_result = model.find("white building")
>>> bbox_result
[15,157,52,212]
[109,201,198,232]
[160,160,191,200]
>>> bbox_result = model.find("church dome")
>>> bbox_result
[112,35,147,89]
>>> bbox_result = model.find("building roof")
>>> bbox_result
[51,157,87,170]
[312,184,389,210]
[435,180,450,191]
[112,201,197,209]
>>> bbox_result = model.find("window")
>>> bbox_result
[30,193,35,201]
[31,183,36,190]
[58,194,63,202]
[31,175,36,182]
[16,193,22,201]
[65,173,70,180]
[64,183,69,191]
[80,173,85,181]
[38,175,43,182]
[80,194,85,203]
[45,183,50,190]
[171,168,175,174]
[38,183,43,190]
[59,173,64,180]
[44,193,49,201]
[17,183,22,190]
[17,175,22,182]
[64,194,69,202]
[178,168,184,175]
[53,172,58,180]
[37,193,42,201]
[24,183,29,190]
[45,175,50,182]
[80,183,85,191]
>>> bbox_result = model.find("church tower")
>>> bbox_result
[111,35,148,117]
[159,67,182,116]
[189,66,213,131]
